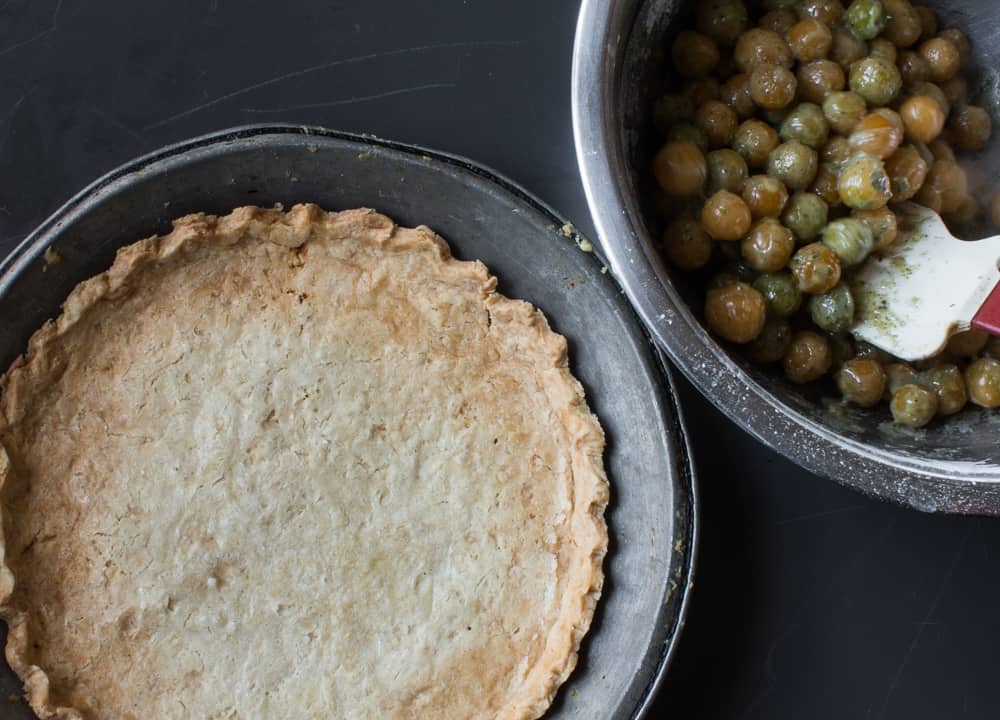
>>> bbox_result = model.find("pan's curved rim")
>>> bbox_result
[0,123,698,719]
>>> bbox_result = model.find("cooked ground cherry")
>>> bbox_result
[851,207,898,250]
[855,338,895,365]
[753,272,803,316]
[917,159,968,213]
[939,75,969,107]
[926,137,955,162]
[884,144,928,201]
[696,0,750,47]
[673,31,721,79]
[899,95,945,143]
[705,282,767,343]
[808,281,855,332]
[965,358,1000,408]
[838,153,892,209]
[797,59,846,103]
[653,94,695,134]
[749,64,798,109]
[797,0,845,25]
[790,241,842,293]
[906,81,950,121]
[844,0,886,40]
[837,358,887,406]
[733,119,781,168]
[891,384,939,427]
[849,112,903,158]
[822,91,866,135]
[741,218,796,272]
[662,216,714,270]
[849,57,902,106]
[654,142,707,196]
[938,28,972,68]
[695,100,740,148]
[869,39,897,64]
[919,37,960,82]
[948,105,992,151]
[767,141,819,191]
[720,73,757,118]
[829,335,857,370]
[946,329,989,357]
[944,193,977,227]
[881,0,922,48]
[924,364,969,416]
[746,317,794,364]
[742,174,790,218]
[821,136,852,164]
[987,337,1000,361]
[787,18,833,63]
[885,363,919,398]
[810,163,842,206]
[734,28,793,72]
[831,28,868,69]
[784,330,833,383]
[782,192,829,241]
[898,50,931,84]
[667,123,709,152]
[707,148,749,193]
[822,217,874,266]
[701,190,753,240]
[780,102,830,148]
[684,77,722,107]
[759,9,798,35]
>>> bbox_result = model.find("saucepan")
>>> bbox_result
[572,0,1000,513]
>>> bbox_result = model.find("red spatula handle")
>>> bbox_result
[972,280,1000,337]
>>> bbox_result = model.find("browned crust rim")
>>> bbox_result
[0,204,609,720]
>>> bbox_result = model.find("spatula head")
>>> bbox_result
[850,203,1000,361]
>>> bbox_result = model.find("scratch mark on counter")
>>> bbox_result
[0,0,62,58]
[0,94,26,124]
[875,523,973,720]
[88,105,144,142]
[0,93,26,159]
[241,82,456,113]
[0,26,54,58]
[143,40,519,131]
[775,503,868,526]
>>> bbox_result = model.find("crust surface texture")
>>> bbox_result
[0,205,609,720]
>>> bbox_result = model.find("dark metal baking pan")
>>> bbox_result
[0,125,697,719]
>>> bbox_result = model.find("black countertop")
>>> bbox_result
[1,1,998,718]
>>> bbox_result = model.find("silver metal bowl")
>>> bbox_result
[572,0,1000,514]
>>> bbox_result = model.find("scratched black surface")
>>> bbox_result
[1,1,999,718]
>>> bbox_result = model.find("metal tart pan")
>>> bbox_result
[0,125,697,718]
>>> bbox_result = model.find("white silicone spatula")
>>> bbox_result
[850,202,1000,361]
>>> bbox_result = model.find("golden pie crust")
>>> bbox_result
[0,205,609,720]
